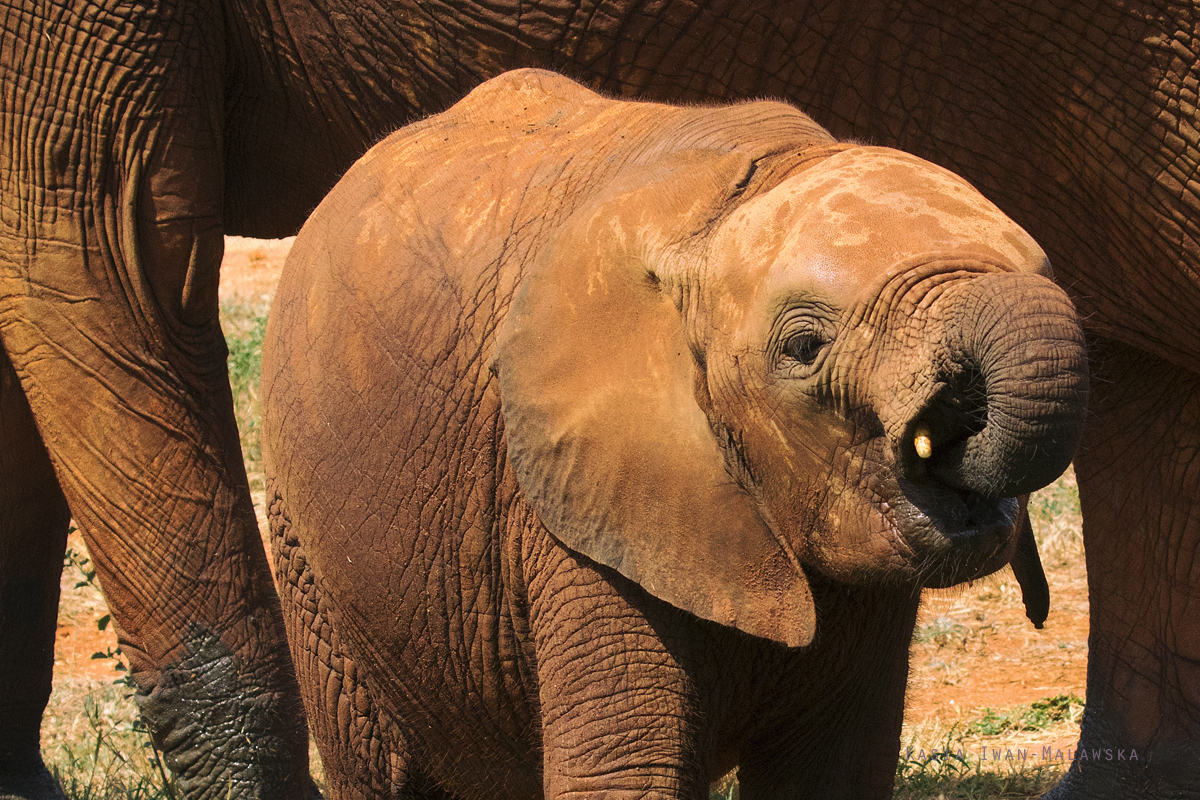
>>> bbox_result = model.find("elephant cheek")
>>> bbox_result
[737,406,889,578]
[714,359,930,583]
[800,484,914,583]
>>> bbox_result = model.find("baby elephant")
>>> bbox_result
[263,69,1087,800]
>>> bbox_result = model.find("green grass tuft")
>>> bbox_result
[222,304,270,487]
[966,695,1084,737]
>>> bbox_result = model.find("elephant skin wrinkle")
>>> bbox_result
[134,624,312,798]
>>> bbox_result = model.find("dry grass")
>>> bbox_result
[45,542,175,800]
[892,467,1086,798]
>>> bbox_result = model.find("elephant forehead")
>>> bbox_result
[715,147,1048,309]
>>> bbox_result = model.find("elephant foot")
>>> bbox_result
[129,625,322,800]
[0,764,67,800]
[1042,737,1200,799]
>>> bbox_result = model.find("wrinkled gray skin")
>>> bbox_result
[1,2,1196,799]
[262,70,1089,800]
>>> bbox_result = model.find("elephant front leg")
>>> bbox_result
[0,3,315,793]
[0,353,71,800]
[530,563,712,799]
[736,582,917,800]
[1051,339,1200,799]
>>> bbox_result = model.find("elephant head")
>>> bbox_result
[496,143,1088,648]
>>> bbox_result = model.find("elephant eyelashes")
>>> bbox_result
[782,332,827,366]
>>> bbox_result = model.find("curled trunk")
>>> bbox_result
[890,271,1089,500]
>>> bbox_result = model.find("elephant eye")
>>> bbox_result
[782,332,827,366]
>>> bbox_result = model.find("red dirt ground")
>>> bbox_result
[905,556,1088,758]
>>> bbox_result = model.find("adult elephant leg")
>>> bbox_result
[1053,339,1200,798]
[0,352,71,800]
[4,224,316,798]
[0,3,312,797]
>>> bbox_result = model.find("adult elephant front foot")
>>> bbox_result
[127,626,321,800]
[1048,339,1200,800]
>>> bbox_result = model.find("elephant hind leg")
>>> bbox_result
[269,485,453,800]
[0,351,71,800]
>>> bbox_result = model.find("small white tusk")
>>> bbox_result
[914,425,933,460]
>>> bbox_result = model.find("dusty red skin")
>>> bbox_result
[262,70,1087,800]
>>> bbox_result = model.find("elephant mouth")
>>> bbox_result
[809,433,1020,588]
[883,474,1020,588]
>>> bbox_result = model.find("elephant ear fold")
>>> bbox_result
[495,151,815,648]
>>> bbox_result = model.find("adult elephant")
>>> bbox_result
[0,1,1194,799]
[263,69,1091,800]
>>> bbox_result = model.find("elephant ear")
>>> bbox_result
[495,151,815,648]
